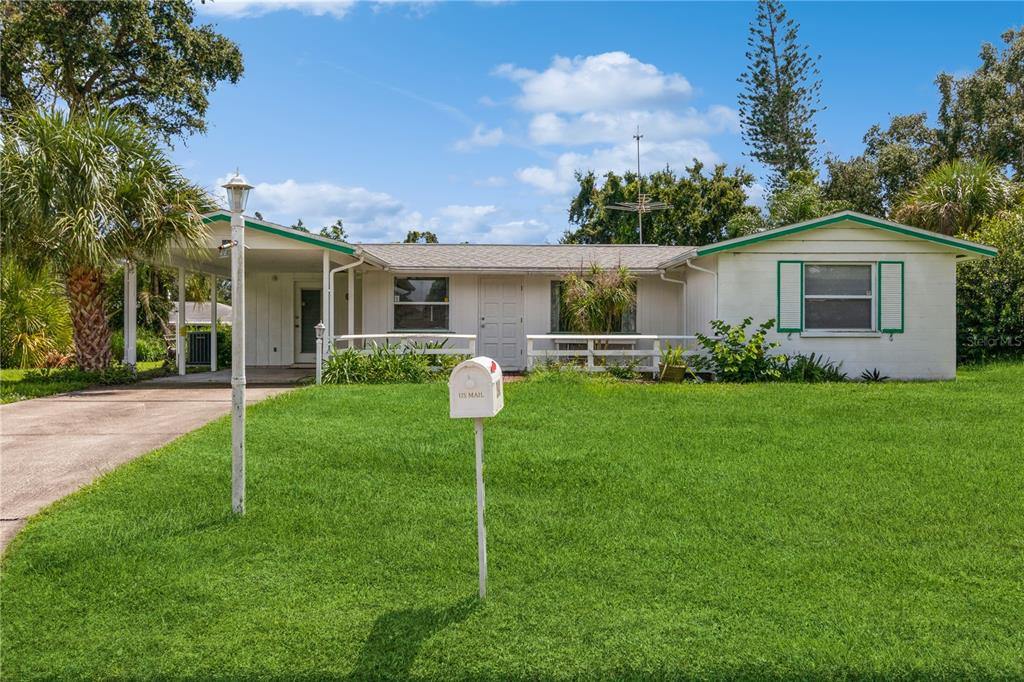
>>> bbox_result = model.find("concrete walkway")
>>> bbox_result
[0,383,291,550]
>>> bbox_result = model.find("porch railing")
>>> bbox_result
[526,334,701,378]
[332,333,477,357]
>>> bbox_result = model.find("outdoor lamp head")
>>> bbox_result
[314,321,325,340]
[222,173,253,213]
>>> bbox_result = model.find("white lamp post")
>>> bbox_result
[223,172,252,515]
[314,321,325,385]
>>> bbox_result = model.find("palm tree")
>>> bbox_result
[1,109,210,370]
[893,159,1019,235]
[561,265,637,334]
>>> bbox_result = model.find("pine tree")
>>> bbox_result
[738,0,822,189]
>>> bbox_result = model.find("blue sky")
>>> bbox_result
[184,1,1022,243]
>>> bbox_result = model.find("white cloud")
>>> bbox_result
[454,124,505,151]
[212,176,553,243]
[495,51,692,113]
[423,206,555,243]
[214,176,418,241]
[199,0,356,19]
[473,175,508,187]
[516,138,720,195]
[528,106,739,146]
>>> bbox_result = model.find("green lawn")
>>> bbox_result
[2,361,174,403]
[3,364,1023,679]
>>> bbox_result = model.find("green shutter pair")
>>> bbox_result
[775,261,904,333]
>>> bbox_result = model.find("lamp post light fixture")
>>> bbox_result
[222,172,252,515]
[314,321,325,385]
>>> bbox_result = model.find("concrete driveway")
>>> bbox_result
[0,382,291,550]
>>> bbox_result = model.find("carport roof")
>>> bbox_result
[202,211,357,255]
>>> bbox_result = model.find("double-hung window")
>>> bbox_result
[393,277,449,331]
[803,263,873,331]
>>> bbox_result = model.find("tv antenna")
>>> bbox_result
[606,126,669,244]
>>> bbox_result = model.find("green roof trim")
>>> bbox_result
[202,212,356,255]
[694,213,998,258]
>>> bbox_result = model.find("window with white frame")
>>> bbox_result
[804,264,873,330]
[393,277,450,330]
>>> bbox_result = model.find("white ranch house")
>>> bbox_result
[140,210,996,381]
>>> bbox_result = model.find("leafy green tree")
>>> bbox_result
[404,230,439,243]
[320,219,347,241]
[0,258,73,368]
[291,219,310,233]
[893,159,1018,235]
[863,113,941,211]
[956,207,1024,361]
[737,0,822,189]
[823,114,940,219]
[822,155,884,216]
[0,0,244,141]
[1,109,210,370]
[936,29,1024,177]
[563,161,756,245]
[766,170,849,227]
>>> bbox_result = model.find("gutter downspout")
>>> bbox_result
[659,271,687,337]
[328,255,365,353]
[685,258,718,320]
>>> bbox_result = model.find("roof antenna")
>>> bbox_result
[607,126,669,244]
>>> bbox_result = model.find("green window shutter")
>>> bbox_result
[777,260,803,332]
[878,261,904,333]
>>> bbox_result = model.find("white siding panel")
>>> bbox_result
[244,274,257,365]
[637,276,683,336]
[256,273,270,365]
[268,275,282,364]
[361,270,390,333]
[280,274,294,362]
[450,274,478,335]
[524,277,553,335]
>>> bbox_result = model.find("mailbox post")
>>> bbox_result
[448,356,504,599]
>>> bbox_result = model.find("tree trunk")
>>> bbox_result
[66,265,112,371]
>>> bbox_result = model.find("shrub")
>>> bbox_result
[605,360,643,381]
[0,258,73,368]
[859,368,889,382]
[111,328,167,362]
[956,208,1024,362]
[695,318,787,382]
[21,362,168,387]
[321,344,432,384]
[782,353,848,383]
[526,361,611,384]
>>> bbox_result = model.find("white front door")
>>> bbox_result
[294,285,321,364]
[478,277,523,370]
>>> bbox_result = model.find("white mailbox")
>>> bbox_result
[448,356,504,418]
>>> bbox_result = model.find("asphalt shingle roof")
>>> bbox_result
[356,243,695,273]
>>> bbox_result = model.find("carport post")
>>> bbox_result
[321,251,330,360]
[223,172,252,516]
[177,267,186,376]
[348,267,355,346]
[210,274,218,372]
